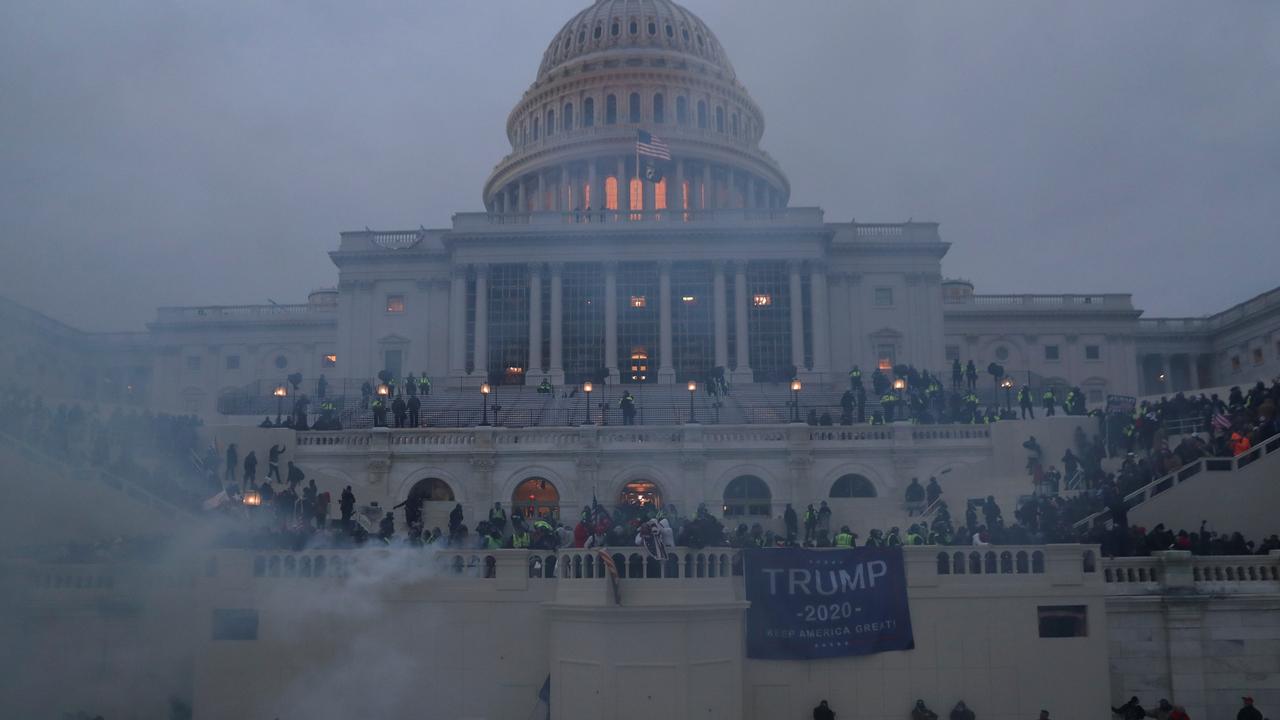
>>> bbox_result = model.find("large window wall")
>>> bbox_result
[747,261,792,381]
[672,262,714,381]
[616,262,659,383]
[562,263,605,384]
[487,264,530,385]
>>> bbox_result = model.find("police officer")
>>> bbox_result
[391,393,407,428]
[371,395,387,427]
[489,501,507,535]
[849,365,862,390]
[965,360,978,391]
[1018,385,1035,420]
[1042,388,1057,417]
[619,391,637,425]
[405,373,417,397]
[407,393,421,428]
[952,358,963,389]
[834,526,855,547]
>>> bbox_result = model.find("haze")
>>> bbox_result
[1,0,1277,331]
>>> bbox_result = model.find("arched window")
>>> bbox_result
[715,106,725,133]
[583,97,595,127]
[654,179,667,210]
[513,478,560,520]
[410,477,455,502]
[619,480,662,509]
[606,95,617,124]
[653,93,665,124]
[665,24,673,39]
[594,25,602,40]
[629,20,638,35]
[532,116,540,140]
[605,177,619,210]
[629,93,641,123]
[829,474,877,498]
[723,475,772,517]
[697,100,707,129]
[648,21,657,36]
[546,109,555,136]
[563,103,574,131]
[578,30,585,45]
[611,22,620,37]
[676,96,688,125]
[732,112,739,137]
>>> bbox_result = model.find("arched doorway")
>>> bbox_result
[618,480,663,510]
[513,478,560,520]
[410,478,455,502]
[723,475,772,517]
[829,474,877,498]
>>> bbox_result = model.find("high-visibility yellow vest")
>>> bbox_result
[835,532,854,547]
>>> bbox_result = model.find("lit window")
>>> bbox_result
[582,183,591,209]
[752,294,771,307]
[224,355,240,370]
[1044,345,1060,361]
[630,295,647,309]
[630,178,643,211]
[1085,345,1100,361]
[681,295,696,304]
[322,354,337,368]
[630,349,649,382]
[186,356,201,371]
[606,177,618,210]
[877,344,896,370]
[681,180,689,211]
[1253,348,1264,365]
[385,295,405,313]
[874,288,893,307]
[654,179,667,210]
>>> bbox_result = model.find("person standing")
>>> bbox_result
[224,443,238,485]
[965,360,978,391]
[803,504,817,544]
[813,700,836,720]
[407,394,421,428]
[391,394,407,428]
[784,503,798,544]
[950,701,975,720]
[1018,386,1035,420]
[1042,389,1057,417]
[1237,697,1262,720]
[243,450,257,487]
[267,444,285,483]
[339,485,356,527]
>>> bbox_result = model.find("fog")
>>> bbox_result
[2,1,1277,331]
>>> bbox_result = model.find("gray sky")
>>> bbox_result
[2,1,1277,331]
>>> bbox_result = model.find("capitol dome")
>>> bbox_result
[483,0,790,215]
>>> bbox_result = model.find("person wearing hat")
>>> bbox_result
[1113,696,1146,720]
[1237,697,1262,720]
[912,700,939,720]
[813,699,836,720]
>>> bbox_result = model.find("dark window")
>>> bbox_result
[665,24,673,38]
[874,288,893,307]
[606,95,617,124]
[1085,345,1101,361]
[562,263,605,385]
[676,96,688,124]
[225,355,240,370]
[1045,345,1060,361]
[578,30,585,45]
[944,345,959,362]
[732,112,739,137]
[653,93,665,124]
[487,264,530,384]
[532,116,540,140]
[563,103,574,131]
[629,20,638,35]
[384,349,403,379]
[829,474,877,498]
[1038,605,1088,638]
[629,93,641,123]
[672,262,713,382]
[723,475,772,516]
[583,97,595,127]
[682,28,690,44]
[697,100,707,129]
[594,25,602,40]
[715,106,724,132]
[611,22,619,37]
[546,109,555,135]
[648,22,656,36]
[212,609,258,640]
[617,262,659,384]
[274,355,288,370]
[747,261,792,381]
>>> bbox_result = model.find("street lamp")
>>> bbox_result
[687,380,698,424]
[273,384,288,422]
[790,378,802,423]
[583,381,593,425]
[1000,377,1014,413]
[480,382,492,426]
[891,377,906,422]
[376,383,390,397]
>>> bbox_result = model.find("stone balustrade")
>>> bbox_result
[1101,550,1280,595]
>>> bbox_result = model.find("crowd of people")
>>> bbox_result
[0,384,208,510]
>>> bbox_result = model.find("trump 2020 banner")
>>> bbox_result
[744,547,915,659]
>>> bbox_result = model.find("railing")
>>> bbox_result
[450,206,824,228]
[1140,286,1280,334]
[153,304,334,323]
[1074,432,1280,530]
[1102,551,1280,596]
[946,294,1132,308]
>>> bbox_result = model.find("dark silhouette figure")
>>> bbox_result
[814,700,835,720]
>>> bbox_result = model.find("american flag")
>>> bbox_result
[1211,413,1232,431]
[636,130,670,160]
[598,549,622,605]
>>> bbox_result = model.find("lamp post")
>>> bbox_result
[1000,377,1014,413]
[480,383,492,426]
[583,381,593,425]
[892,377,906,422]
[687,380,698,424]
[790,378,802,423]
[273,384,288,423]
[376,383,390,398]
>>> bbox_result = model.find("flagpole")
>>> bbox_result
[634,129,640,219]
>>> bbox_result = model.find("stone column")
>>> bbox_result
[848,273,864,371]
[473,264,489,379]
[746,175,756,209]
[1160,354,1171,393]
[549,262,564,384]
[658,260,676,383]
[514,180,524,213]
[675,159,686,212]
[810,266,830,378]
[587,161,598,213]
[712,260,728,370]
[527,263,543,381]
[561,164,571,212]
[733,260,753,383]
[788,260,805,372]
[702,163,712,210]
[604,261,619,382]
[616,157,627,213]
[449,266,467,381]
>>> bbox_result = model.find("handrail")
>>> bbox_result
[1073,432,1280,530]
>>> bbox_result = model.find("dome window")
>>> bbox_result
[594,25,602,40]
[605,94,617,125]
[546,109,555,136]
[563,103,574,131]
[696,33,704,47]
[682,28,689,44]
[532,116,540,140]
[648,22,657,36]
[653,93,665,124]
[628,93,641,123]
[697,100,707,129]
[611,22,619,37]
[715,106,724,133]
[629,20,638,35]
[578,30,585,45]
[676,96,688,125]
[583,97,595,127]
[665,24,673,38]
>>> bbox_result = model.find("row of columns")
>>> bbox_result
[455,261,830,385]
[491,157,783,214]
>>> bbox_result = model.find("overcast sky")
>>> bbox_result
[2,1,1277,331]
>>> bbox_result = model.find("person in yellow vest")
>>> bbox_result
[834,526,855,547]
[1042,389,1057,417]
[510,529,531,548]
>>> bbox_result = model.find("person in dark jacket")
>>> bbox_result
[1113,697,1147,720]
[784,503,798,544]
[407,394,421,428]
[339,486,355,526]
[267,444,285,482]
[950,701,975,720]
[926,476,942,506]
[813,700,835,720]
[1236,697,1262,720]
[912,700,939,720]
[242,450,258,486]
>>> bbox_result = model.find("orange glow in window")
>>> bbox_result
[655,179,667,210]
[606,177,618,210]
